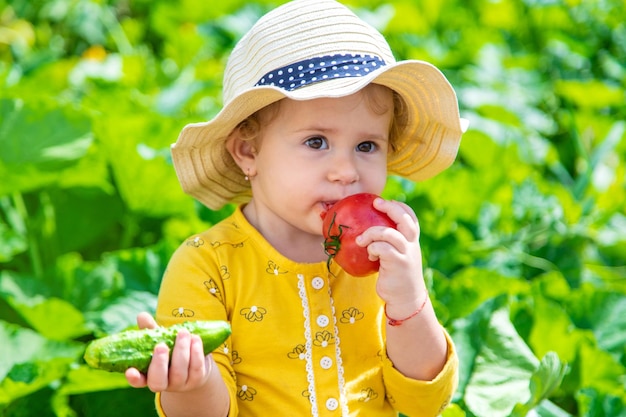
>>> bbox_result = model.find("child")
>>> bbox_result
[126,0,467,416]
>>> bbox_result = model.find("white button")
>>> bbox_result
[311,277,325,289]
[316,315,330,327]
[320,356,333,369]
[326,397,339,411]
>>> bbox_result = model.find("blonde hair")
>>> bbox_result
[235,84,408,153]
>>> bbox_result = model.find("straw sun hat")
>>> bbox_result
[171,0,468,210]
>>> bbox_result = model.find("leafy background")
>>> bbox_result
[1,0,625,416]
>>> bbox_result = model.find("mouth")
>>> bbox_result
[320,201,338,219]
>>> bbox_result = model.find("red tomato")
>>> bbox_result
[321,193,396,277]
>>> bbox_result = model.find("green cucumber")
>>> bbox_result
[84,320,231,373]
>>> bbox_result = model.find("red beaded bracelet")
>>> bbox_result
[385,291,429,326]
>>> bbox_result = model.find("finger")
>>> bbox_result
[187,335,209,384]
[375,198,418,225]
[373,198,419,241]
[363,229,423,271]
[357,225,408,253]
[137,312,158,330]
[366,239,405,263]
[146,343,171,392]
[125,367,147,388]
[168,330,192,386]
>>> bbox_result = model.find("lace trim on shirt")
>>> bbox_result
[329,292,350,416]
[298,274,318,416]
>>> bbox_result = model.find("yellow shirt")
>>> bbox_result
[155,207,458,417]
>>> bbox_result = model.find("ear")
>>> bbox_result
[226,128,257,176]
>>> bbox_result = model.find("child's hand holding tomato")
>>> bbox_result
[322,193,425,306]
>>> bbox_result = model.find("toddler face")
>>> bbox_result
[248,86,393,238]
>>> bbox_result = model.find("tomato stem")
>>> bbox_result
[323,212,349,272]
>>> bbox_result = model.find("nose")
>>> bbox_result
[327,152,359,185]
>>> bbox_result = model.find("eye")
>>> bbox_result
[356,141,377,153]
[305,136,328,150]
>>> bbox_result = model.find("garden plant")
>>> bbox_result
[1,0,625,416]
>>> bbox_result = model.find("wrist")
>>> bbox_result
[384,290,430,326]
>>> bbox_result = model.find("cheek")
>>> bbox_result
[256,159,313,196]
[364,156,388,189]
[373,171,388,193]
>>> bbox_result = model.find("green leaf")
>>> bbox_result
[528,288,589,364]
[0,97,111,196]
[476,103,522,127]
[565,284,626,364]
[511,352,569,416]
[555,79,625,109]
[576,387,626,417]
[85,290,157,336]
[0,197,28,262]
[591,296,626,362]
[0,272,90,340]
[436,267,530,320]
[453,296,541,417]
[0,320,83,405]
[46,187,125,254]
[0,98,92,168]
[576,338,626,396]
[53,253,126,313]
[531,399,574,417]
[574,121,626,197]
[104,245,172,295]
[92,99,195,216]
[58,366,129,396]
[57,386,156,417]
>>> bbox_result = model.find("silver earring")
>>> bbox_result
[244,169,250,181]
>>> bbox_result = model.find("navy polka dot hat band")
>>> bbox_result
[172,0,468,210]
[256,54,386,91]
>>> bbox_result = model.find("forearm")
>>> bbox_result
[384,293,448,381]
[159,357,230,417]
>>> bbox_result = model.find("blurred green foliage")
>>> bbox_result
[1,0,625,416]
